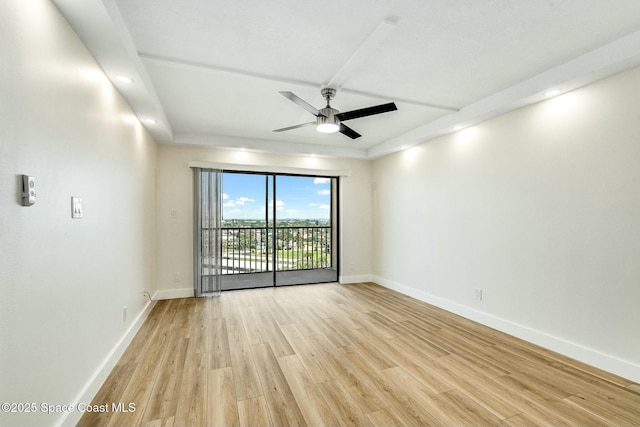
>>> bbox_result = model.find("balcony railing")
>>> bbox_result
[202,226,333,275]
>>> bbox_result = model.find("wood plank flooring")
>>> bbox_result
[77,282,640,426]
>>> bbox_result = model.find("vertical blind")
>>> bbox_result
[193,168,222,296]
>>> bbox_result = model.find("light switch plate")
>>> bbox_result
[71,197,83,218]
[21,175,36,206]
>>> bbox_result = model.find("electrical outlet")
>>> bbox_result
[122,306,127,323]
[474,288,483,301]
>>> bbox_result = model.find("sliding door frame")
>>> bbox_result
[217,170,340,290]
[192,161,348,294]
[272,172,340,287]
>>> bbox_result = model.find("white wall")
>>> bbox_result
[372,66,640,382]
[156,145,372,297]
[0,2,157,427]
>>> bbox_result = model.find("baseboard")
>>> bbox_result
[154,287,194,300]
[373,275,640,384]
[340,274,373,284]
[58,299,157,427]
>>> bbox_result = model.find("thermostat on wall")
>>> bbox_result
[71,197,83,218]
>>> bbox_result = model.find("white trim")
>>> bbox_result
[188,160,351,177]
[175,133,368,159]
[373,275,640,384]
[58,299,157,427]
[340,275,373,284]
[154,288,195,300]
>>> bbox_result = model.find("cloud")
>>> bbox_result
[314,178,330,184]
[309,202,330,210]
[235,196,255,205]
[317,189,331,196]
[224,196,255,207]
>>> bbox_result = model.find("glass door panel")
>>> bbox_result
[219,172,273,290]
[274,175,338,286]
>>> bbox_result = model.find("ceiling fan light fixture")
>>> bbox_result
[316,109,340,133]
[317,122,340,133]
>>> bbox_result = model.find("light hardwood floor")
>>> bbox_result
[78,282,640,426]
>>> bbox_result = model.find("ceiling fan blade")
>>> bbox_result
[339,123,362,139]
[273,122,316,132]
[279,91,324,117]
[335,102,397,121]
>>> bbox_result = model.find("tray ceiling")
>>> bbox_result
[53,0,640,158]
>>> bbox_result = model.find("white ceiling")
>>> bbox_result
[53,0,640,159]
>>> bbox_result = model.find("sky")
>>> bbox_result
[222,173,332,220]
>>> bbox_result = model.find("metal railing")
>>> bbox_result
[217,226,332,275]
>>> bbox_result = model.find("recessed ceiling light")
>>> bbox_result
[143,119,157,125]
[544,89,562,98]
[116,75,134,84]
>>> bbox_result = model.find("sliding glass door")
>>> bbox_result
[272,175,339,286]
[219,172,273,290]
[195,169,339,292]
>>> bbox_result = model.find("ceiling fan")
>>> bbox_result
[273,88,397,139]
